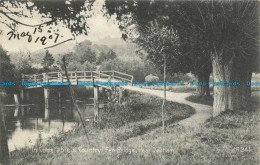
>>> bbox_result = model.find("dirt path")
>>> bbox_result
[123,86,213,128]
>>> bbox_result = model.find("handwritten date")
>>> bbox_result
[7,25,62,46]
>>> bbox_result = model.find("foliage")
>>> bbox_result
[145,74,159,82]
[99,58,146,81]
[104,1,206,75]
[97,50,117,65]
[105,0,260,113]
[0,45,15,82]
[0,0,94,35]
[80,61,96,71]
[73,40,97,64]
[104,0,260,81]
[0,45,18,93]
[41,50,55,70]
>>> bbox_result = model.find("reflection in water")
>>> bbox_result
[3,87,94,152]
[5,102,76,152]
[7,118,75,151]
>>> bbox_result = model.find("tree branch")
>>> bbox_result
[2,5,27,18]
[0,21,15,31]
[0,10,55,27]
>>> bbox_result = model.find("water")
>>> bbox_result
[4,105,76,152]
[2,87,96,152]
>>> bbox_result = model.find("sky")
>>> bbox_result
[0,0,123,54]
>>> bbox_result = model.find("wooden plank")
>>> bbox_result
[114,71,133,78]
[113,76,131,82]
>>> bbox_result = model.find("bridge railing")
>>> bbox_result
[22,74,43,82]
[100,71,134,84]
[22,71,134,86]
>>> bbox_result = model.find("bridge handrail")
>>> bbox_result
[22,70,134,85]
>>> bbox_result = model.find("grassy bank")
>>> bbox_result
[9,90,194,165]
[9,91,259,165]
[140,84,198,93]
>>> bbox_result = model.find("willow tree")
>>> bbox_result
[105,0,260,116]
[189,1,259,116]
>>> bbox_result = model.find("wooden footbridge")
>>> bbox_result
[21,71,134,87]
[18,71,134,121]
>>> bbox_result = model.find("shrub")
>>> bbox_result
[145,74,159,82]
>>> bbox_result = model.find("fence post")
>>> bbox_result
[42,73,48,83]
[112,71,115,79]
[131,76,134,86]
[34,74,37,87]
[75,72,78,85]
[61,73,63,83]
[21,73,25,82]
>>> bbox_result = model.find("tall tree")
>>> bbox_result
[105,0,259,116]
[0,46,11,165]
[74,40,97,64]
[135,21,179,132]
[42,50,55,69]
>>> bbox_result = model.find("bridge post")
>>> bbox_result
[43,73,48,83]
[131,76,134,86]
[101,87,106,101]
[34,74,37,87]
[25,90,29,103]
[21,73,25,82]
[20,89,24,103]
[112,71,115,79]
[75,72,78,85]
[14,94,19,105]
[44,87,50,121]
[14,94,19,117]
[93,86,99,121]
[59,72,63,83]
[20,89,25,116]
[58,72,61,81]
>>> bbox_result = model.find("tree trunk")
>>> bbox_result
[196,70,211,96]
[0,94,9,165]
[240,63,252,108]
[162,55,166,133]
[212,53,252,117]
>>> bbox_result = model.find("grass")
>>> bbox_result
[9,91,260,165]
[9,90,194,165]
[140,85,216,94]
[140,84,197,93]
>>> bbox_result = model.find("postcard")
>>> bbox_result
[0,0,259,164]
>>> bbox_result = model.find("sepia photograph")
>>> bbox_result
[0,0,259,164]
